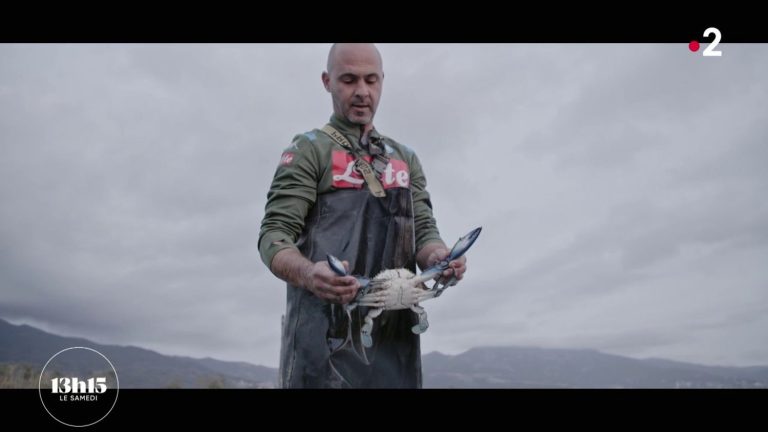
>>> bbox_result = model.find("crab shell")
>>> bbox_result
[358,268,429,310]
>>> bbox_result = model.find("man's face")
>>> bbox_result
[322,45,383,127]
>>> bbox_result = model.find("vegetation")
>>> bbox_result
[0,362,58,389]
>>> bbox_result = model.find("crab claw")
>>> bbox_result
[448,226,482,261]
[361,332,373,348]
[327,254,348,276]
[411,315,429,334]
[415,227,482,285]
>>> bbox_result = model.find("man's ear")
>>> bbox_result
[321,71,331,92]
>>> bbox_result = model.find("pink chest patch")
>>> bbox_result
[331,151,410,189]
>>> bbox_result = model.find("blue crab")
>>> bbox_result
[328,227,481,347]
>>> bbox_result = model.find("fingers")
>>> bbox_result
[328,290,358,304]
[307,261,361,304]
[329,287,358,304]
[313,280,359,303]
[441,257,467,281]
[335,276,360,295]
[317,264,359,289]
[426,247,450,268]
[321,276,360,304]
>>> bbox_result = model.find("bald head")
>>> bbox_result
[326,43,383,76]
[322,43,385,130]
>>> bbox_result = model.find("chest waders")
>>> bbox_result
[278,124,421,388]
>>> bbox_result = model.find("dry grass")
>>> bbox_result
[0,363,60,389]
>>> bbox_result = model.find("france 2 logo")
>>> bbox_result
[690,27,722,57]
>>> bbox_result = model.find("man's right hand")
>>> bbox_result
[302,260,360,304]
[270,248,360,304]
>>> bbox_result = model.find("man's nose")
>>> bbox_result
[353,82,370,98]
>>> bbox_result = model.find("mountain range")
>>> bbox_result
[2,318,766,388]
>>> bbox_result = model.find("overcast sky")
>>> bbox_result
[1,44,766,368]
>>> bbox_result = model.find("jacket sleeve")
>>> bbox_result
[408,151,444,252]
[258,134,319,269]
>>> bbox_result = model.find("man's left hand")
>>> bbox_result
[426,248,467,285]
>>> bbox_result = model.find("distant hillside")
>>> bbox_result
[0,319,276,388]
[3,318,766,388]
[422,346,768,388]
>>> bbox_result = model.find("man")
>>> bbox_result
[259,44,467,388]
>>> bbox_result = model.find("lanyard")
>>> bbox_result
[321,124,387,198]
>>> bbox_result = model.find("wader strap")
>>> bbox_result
[321,124,386,198]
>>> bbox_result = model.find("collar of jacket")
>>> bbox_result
[328,114,383,149]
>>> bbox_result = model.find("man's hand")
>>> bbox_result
[302,260,360,304]
[270,248,359,304]
[420,244,467,285]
